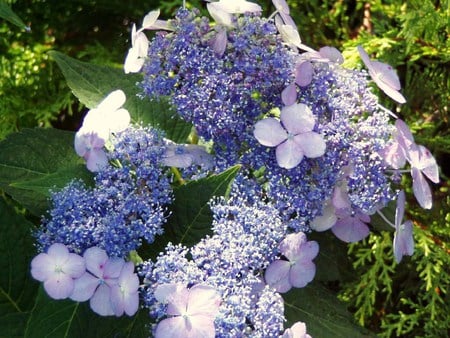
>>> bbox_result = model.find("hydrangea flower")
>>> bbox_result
[124,10,169,73]
[74,90,130,172]
[154,283,221,338]
[358,45,406,104]
[70,247,126,316]
[30,243,85,300]
[264,232,319,293]
[253,103,326,169]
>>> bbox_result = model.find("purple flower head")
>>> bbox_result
[264,232,319,293]
[357,45,406,104]
[253,103,326,169]
[70,247,125,316]
[408,144,439,209]
[283,321,312,338]
[31,243,85,300]
[392,191,414,263]
[154,283,221,338]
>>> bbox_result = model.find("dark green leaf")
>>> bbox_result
[24,289,149,338]
[165,165,241,247]
[309,231,354,282]
[0,1,29,30]
[0,198,38,338]
[48,51,192,143]
[0,128,93,216]
[284,282,375,337]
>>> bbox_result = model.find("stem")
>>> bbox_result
[376,209,395,228]
[171,167,186,185]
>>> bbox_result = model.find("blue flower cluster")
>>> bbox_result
[142,8,294,169]
[139,193,287,337]
[141,7,395,235]
[35,127,173,257]
[248,63,394,230]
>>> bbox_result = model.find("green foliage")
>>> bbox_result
[284,282,376,337]
[0,1,28,30]
[0,128,93,216]
[48,51,192,143]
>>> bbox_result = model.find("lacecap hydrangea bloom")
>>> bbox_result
[28,0,440,336]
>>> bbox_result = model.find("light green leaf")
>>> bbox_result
[48,51,192,143]
[0,1,29,31]
[0,198,38,338]
[0,128,93,216]
[284,282,375,337]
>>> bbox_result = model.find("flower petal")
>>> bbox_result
[418,145,439,183]
[83,247,109,277]
[294,131,326,158]
[281,83,297,106]
[280,103,315,134]
[310,201,337,232]
[185,314,216,338]
[264,259,292,293]
[395,191,406,229]
[31,253,54,282]
[295,61,313,87]
[187,284,221,317]
[319,46,344,64]
[85,148,108,172]
[90,284,114,316]
[393,220,414,263]
[276,139,304,169]
[44,274,74,300]
[290,260,316,288]
[412,167,432,209]
[370,61,401,90]
[155,317,188,338]
[332,216,370,243]
[70,272,99,301]
[254,118,287,147]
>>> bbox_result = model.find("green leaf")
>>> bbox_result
[284,282,375,337]
[24,288,149,338]
[309,231,354,282]
[0,128,93,216]
[0,198,38,338]
[48,51,192,143]
[0,1,29,31]
[165,165,241,247]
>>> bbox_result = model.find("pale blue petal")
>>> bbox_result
[254,118,287,147]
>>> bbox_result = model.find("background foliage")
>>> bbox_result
[1,0,449,337]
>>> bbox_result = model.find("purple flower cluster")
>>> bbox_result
[139,193,306,336]
[35,127,173,258]
[141,8,295,169]
[31,243,139,317]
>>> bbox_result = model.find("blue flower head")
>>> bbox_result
[35,126,173,258]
